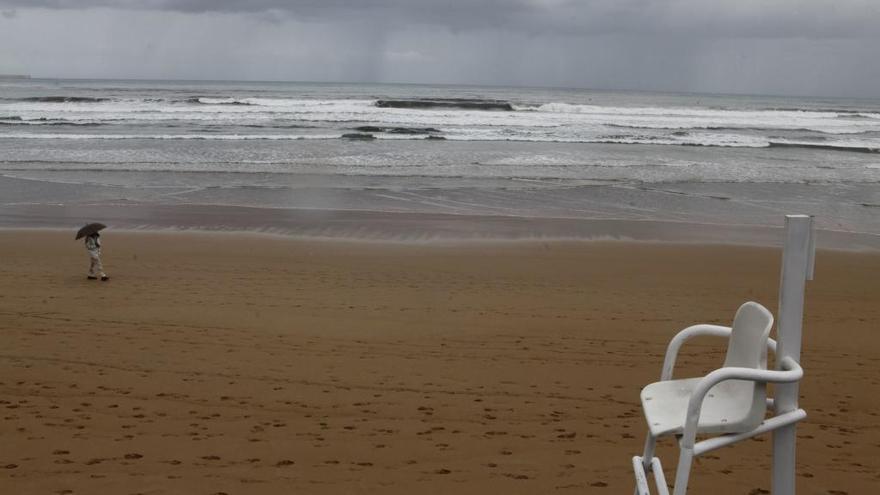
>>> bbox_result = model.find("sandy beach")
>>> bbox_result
[1,230,878,494]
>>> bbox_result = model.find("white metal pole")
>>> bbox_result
[772,215,815,495]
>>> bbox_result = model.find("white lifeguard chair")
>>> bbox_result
[632,215,815,495]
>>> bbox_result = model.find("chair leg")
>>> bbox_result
[642,434,657,470]
[634,434,658,495]
[651,457,671,495]
[672,447,694,495]
[633,456,651,495]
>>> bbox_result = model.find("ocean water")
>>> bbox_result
[1,78,878,237]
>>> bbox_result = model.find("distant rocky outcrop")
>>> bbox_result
[353,126,441,134]
[375,98,514,111]
[19,96,109,103]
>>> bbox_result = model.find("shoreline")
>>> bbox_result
[3,202,880,251]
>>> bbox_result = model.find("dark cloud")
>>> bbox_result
[0,1,878,97]
[2,0,879,38]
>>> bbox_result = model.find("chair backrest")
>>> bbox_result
[722,301,774,431]
[723,301,774,369]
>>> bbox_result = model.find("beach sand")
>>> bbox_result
[1,230,877,494]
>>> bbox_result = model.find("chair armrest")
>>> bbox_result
[662,325,730,380]
[661,324,778,380]
[680,357,803,448]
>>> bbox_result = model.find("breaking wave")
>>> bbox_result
[2,92,879,153]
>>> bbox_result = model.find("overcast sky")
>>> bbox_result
[1,0,879,97]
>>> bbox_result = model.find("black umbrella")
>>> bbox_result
[75,222,107,240]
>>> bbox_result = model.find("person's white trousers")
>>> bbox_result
[88,249,105,278]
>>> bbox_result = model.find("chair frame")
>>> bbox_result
[633,324,805,495]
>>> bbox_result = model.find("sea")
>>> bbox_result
[1,78,878,243]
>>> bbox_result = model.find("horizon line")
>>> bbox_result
[4,75,877,101]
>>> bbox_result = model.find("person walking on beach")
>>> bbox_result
[84,232,109,281]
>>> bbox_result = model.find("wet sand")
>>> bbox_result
[1,230,878,494]
[2,202,880,250]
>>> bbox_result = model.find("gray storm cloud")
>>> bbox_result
[0,0,878,97]
[4,0,880,37]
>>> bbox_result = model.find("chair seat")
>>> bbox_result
[641,377,762,438]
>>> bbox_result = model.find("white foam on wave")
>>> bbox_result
[532,102,880,135]
[0,133,342,140]
[5,97,878,135]
[194,97,377,109]
[0,130,830,150]
[3,127,878,152]
[536,102,844,119]
[3,96,880,149]
[441,129,771,148]
[768,138,879,152]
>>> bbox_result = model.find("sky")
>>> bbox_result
[1,0,879,97]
